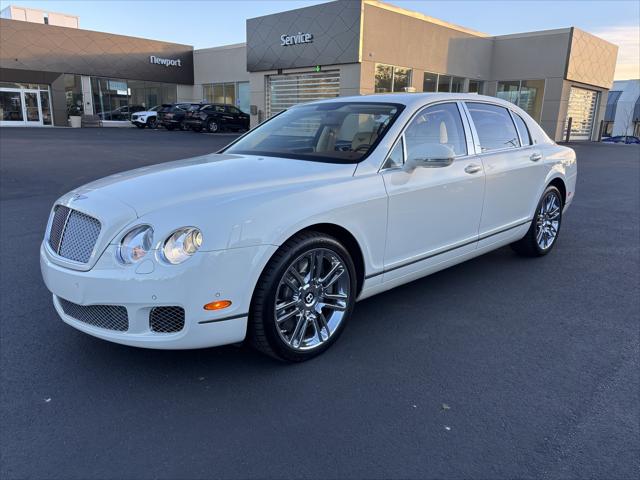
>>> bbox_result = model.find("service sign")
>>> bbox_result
[280,32,313,46]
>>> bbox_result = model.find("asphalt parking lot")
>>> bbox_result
[1,127,638,479]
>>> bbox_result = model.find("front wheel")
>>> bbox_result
[147,117,158,129]
[248,232,357,362]
[511,185,563,257]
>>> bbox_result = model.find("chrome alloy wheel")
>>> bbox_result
[536,191,561,250]
[274,248,351,351]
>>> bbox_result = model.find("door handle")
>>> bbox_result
[464,163,483,174]
[530,153,542,162]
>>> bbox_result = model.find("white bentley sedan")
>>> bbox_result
[41,94,576,362]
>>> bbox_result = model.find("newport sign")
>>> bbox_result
[280,32,314,46]
[149,55,182,67]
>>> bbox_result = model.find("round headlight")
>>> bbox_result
[117,225,154,264]
[161,227,203,265]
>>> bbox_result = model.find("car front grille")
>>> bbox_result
[58,297,129,332]
[48,205,101,263]
[149,306,185,333]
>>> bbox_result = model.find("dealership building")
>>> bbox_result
[0,0,618,141]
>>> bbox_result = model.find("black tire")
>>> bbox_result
[180,121,189,131]
[147,117,158,129]
[135,123,145,129]
[207,119,219,133]
[248,231,357,362]
[511,185,563,257]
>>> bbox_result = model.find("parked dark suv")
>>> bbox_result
[158,103,201,130]
[184,104,250,133]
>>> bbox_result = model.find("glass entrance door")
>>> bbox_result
[24,90,42,124]
[0,87,53,126]
[0,89,25,125]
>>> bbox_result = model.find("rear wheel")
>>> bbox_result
[147,117,158,129]
[207,119,219,133]
[511,185,563,257]
[248,232,357,362]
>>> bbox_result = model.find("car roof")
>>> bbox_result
[307,92,522,112]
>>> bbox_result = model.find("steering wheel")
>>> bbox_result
[354,144,370,153]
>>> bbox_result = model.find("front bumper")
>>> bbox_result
[40,242,277,349]
[131,118,147,126]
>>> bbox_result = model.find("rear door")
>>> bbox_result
[464,102,548,236]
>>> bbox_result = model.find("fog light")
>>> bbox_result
[204,300,232,311]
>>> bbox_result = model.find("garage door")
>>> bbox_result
[266,71,340,118]
[564,87,599,141]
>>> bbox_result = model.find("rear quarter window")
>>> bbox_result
[512,113,532,146]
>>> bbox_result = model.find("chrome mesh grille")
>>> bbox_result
[48,205,101,263]
[58,297,129,332]
[48,205,69,253]
[149,307,185,333]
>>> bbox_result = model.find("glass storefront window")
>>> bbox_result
[496,80,545,121]
[0,91,23,121]
[92,77,129,120]
[519,80,545,121]
[437,74,452,93]
[64,74,83,117]
[451,77,465,93]
[91,77,177,120]
[468,80,483,94]
[423,72,438,92]
[237,82,249,113]
[393,67,411,92]
[0,82,48,90]
[375,64,413,93]
[374,64,393,93]
[40,90,52,125]
[496,81,520,104]
[202,82,248,112]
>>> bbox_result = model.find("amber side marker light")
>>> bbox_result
[204,300,232,311]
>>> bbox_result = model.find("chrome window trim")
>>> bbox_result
[378,99,472,172]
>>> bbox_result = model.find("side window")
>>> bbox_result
[466,102,519,151]
[404,102,467,159]
[383,137,404,169]
[215,106,225,113]
[512,112,532,146]
[227,106,240,114]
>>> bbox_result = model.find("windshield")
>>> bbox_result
[223,102,403,163]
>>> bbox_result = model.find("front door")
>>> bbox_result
[382,102,485,274]
[23,90,42,125]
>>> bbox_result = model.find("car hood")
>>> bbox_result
[71,153,357,217]
[132,110,156,116]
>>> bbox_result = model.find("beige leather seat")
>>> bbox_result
[352,131,378,151]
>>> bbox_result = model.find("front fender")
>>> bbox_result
[127,171,389,277]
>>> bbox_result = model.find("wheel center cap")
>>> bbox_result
[304,292,315,305]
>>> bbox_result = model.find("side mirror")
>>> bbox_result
[405,144,455,171]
